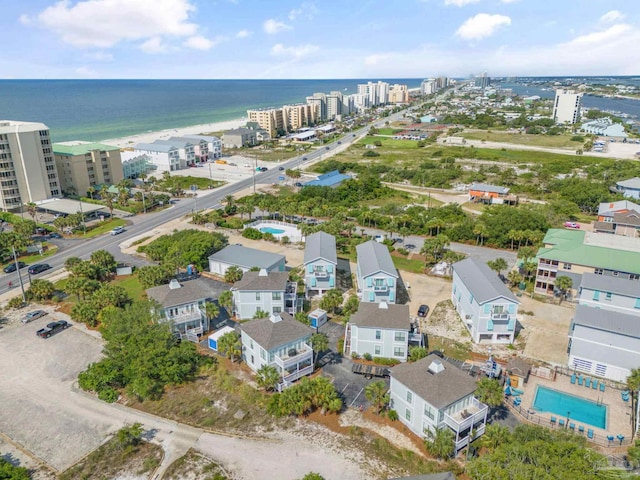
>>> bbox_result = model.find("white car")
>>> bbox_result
[110,226,125,235]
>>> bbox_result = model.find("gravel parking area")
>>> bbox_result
[0,310,106,471]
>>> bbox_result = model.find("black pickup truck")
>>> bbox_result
[36,320,70,338]
[352,363,390,379]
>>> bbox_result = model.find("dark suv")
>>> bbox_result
[417,305,429,317]
[3,261,26,273]
[28,263,51,275]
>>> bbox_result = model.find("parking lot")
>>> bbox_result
[0,310,109,471]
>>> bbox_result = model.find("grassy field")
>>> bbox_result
[426,334,472,361]
[376,128,403,136]
[169,176,225,190]
[111,274,146,301]
[390,255,425,274]
[77,218,127,239]
[460,130,584,149]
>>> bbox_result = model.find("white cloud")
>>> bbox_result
[22,0,198,48]
[456,13,511,40]
[271,43,319,59]
[288,3,318,21]
[500,0,519,3]
[288,8,303,20]
[444,0,479,6]
[84,51,113,61]
[75,66,96,76]
[600,10,625,24]
[140,37,171,54]
[263,19,292,34]
[236,29,251,38]
[183,35,224,50]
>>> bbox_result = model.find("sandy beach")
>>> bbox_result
[100,117,247,148]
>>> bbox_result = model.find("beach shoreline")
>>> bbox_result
[100,117,246,148]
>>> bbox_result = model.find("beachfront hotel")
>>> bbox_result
[553,89,583,124]
[247,107,285,138]
[53,141,124,197]
[0,120,60,211]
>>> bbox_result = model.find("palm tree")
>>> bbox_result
[256,365,281,391]
[507,270,523,287]
[218,331,242,362]
[224,194,235,208]
[474,223,488,246]
[554,276,573,304]
[218,290,233,316]
[310,333,329,367]
[100,186,116,217]
[26,202,38,224]
[627,369,640,436]
[424,427,455,459]
[364,381,389,415]
[480,423,510,452]
[204,301,220,324]
[224,266,243,284]
[87,186,96,199]
[475,378,504,408]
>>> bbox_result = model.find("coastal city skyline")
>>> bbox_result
[5,0,639,79]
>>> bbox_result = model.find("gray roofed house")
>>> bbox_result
[304,232,338,297]
[356,240,399,304]
[357,240,397,278]
[208,245,286,276]
[350,302,410,330]
[232,270,298,320]
[469,182,510,195]
[580,273,640,299]
[616,177,640,189]
[240,312,315,390]
[569,304,640,382]
[578,273,640,317]
[135,142,177,153]
[389,354,488,452]
[304,231,337,264]
[451,258,520,344]
[597,199,640,217]
[233,270,289,291]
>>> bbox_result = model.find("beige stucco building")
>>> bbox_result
[53,141,124,196]
[0,120,60,211]
[247,108,285,138]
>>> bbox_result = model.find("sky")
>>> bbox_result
[4,0,640,79]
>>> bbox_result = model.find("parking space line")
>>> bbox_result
[349,387,364,407]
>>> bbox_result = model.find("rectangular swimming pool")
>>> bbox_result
[532,385,607,429]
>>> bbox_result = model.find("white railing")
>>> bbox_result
[244,220,300,229]
[277,364,314,391]
[167,310,203,324]
[373,285,388,292]
[443,398,488,433]
[491,313,510,320]
[274,344,313,369]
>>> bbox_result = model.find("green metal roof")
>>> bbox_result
[536,229,640,274]
[52,142,120,156]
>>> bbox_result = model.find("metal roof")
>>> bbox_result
[468,183,510,194]
[572,304,640,338]
[356,240,398,279]
[303,170,351,188]
[597,200,640,217]
[349,302,410,330]
[452,257,519,304]
[209,245,284,271]
[304,231,337,265]
[34,198,105,215]
[391,355,478,410]
[135,142,177,153]
[240,312,313,351]
[617,177,640,190]
[52,142,120,156]
[580,273,640,298]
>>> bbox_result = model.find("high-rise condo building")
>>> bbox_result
[247,107,285,138]
[282,103,316,131]
[326,91,343,120]
[553,90,583,124]
[0,120,60,212]
[306,93,327,122]
[421,79,436,95]
[388,84,409,103]
[53,141,124,197]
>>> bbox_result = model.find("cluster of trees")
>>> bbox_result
[78,301,204,402]
[266,377,342,417]
[0,458,29,480]
[138,229,228,272]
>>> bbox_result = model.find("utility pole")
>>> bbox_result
[208,162,213,189]
[11,246,26,303]
[252,154,257,194]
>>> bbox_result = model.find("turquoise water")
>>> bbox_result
[0,79,422,142]
[260,227,285,235]
[533,386,607,429]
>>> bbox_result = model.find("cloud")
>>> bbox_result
[456,13,511,40]
[140,37,171,54]
[288,3,318,21]
[236,29,251,38]
[263,19,292,34]
[270,43,319,59]
[444,0,479,6]
[75,66,96,76]
[288,8,303,20]
[600,10,625,24]
[183,35,225,50]
[83,51,113,61]
[22,0,198,48]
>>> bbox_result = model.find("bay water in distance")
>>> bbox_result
[0,79,422,143]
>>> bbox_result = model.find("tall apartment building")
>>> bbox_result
[388,84,409,103]
[306,93,327,122]
[474,73,490,89]
[0,120,60,211]
[282,103,316,131]
[553,89,583,124]
[352,93,369,111]
[326,91,343,120]
[436,77,449,89]
[53,141,124,196]
[247,107,286,138]
[357,81,390,106]
[342,94,355,115]
[421,79,436,95]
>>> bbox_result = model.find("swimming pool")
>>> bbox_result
[260,227,285,235]
[532,385,607,429]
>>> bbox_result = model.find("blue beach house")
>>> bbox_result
[356,240,399,304]
[303,231,337,298]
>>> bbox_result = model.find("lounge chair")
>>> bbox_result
[579,426,585,434]
[587,429,594,439]
[514,398,521,407]
[569,422,576,431]
[550,416,557,426]
[617,434,625,445]
[607,435,614,444]
[592,379,598,390]
[559,419,565,427]
[600,382,605,392]
[571,373,576,384]
[578,375,583,386]
[585,377,592,388]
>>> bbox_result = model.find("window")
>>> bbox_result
[250,339,253,349]
[394,347,404,357]
[605,292,612,301]
[424,404,435,420]
[613,271,619,277]
[593,290,600,301]
[563,263,572,270]
[631,274,640,281]
[272,292,282,301]
[406,391,412,403]
[260,349,266,360]
[405,409,411,421]
[374,278,385,287]
[250,355,254,364]
[273,306,282,314]
[374,345,381,355]
[594,268,603,275]
[394,332,406,342]
[375,330,381,340]
[255,292,261,301]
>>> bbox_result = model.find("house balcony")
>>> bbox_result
[313,270,329,278]
[443,398,488,435]
[537,260,559,271]
[167,309,204,325]
[373,285,388,292]
[274,343,313,370]
[491,313,511,321]
[277,364,314,391]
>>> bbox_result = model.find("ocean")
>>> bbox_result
[0,79,422,143]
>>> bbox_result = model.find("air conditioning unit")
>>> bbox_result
[465,315,472,320]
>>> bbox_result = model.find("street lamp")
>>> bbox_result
[11,246,26,303]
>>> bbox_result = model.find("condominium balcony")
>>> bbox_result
[167,310,204,324]
[443,398,488,434]
[274,343,313,369]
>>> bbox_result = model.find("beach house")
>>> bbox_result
[168,136,209,164]
[208,245,285,276]
[153,139,196,168]
[303,232,338,297]
[577,273,640,317]
[232,270,298,320]
[390,355,488,452]
[240,312,314,390]
[184,134,222,159]
[615,177,640,200]
[594,200,640,236]
[134,142,181,171]
[451,258,519,344]
[356,240,399,304]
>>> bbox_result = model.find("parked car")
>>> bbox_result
[303,157,308,161]
[36,320,70,338]
[110,226,125,235]
[260,167,268,172]
[3,261,26,273]
[325,146,330,150]
[28,263,51,275]
[48,232,62,239]
[417,304,429,317]
[278,166,285,171]
[294,182,303,187]
[564,221,580,229]
[337,141,342,144]
[22,310,47,323]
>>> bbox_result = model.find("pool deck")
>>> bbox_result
[508,371,633,447]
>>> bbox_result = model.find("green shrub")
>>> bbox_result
[387,409,399,421]
[363,352,373,361]
[396,248,409,256]
[242,228,263,240]
[351,352,360,360]
[262,232,276,242]
[363,150,380,157]
[373,357,400,366]
[98,387,119,403]
[7,296,26,309]
[337,339,344,355]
